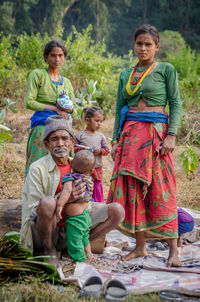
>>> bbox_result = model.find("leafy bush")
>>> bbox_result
[62,25,124,112]
[180,145,198,175]
[0,98,17,154]
[158,30,186,59]
[74,79,103,120]
[0,35,18,98]
[0,26,199,147]
[17,32,50,71]
[166,46,200,114]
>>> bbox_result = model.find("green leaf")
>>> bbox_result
[0,124,11,131]
[80,87,86,94]
[93,90,103,99]
[182,160,188,173]
[0,109,6,123]
[3,231,21,242]
[0,132,12,141]
[88,80,94,94]
[8,104,17,113]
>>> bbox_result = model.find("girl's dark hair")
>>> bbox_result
[134,24,160,45]
[83,106,104,119]
[43,40,67,60]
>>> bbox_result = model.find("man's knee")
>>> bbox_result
[108,203,125,223]
[37,196,56,218]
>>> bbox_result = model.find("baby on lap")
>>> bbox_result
[56,150,95,262]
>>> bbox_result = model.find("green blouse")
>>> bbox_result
[25,69,75,112]
[113,62,181,140]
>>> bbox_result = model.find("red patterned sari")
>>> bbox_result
[107,119,178,239]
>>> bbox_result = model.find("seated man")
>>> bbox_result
[20,115,125,266]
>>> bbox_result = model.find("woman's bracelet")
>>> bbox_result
[111,139,119,147]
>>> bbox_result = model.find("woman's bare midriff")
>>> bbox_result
[129,98,165,113]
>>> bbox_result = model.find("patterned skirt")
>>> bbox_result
[107,120,178,239]
[25,125,48,177]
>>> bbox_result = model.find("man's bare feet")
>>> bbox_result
[121,247,148,261]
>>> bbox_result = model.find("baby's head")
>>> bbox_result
[72,150,96,175]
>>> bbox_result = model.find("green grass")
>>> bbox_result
[0,277,160,301]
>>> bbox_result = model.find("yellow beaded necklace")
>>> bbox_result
[126,61,155,96]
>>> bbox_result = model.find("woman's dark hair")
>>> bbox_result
[43,40,67,61]
[134,24,160,45]
[83,106,104,119]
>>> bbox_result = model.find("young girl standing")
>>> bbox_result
[75,107,110,203]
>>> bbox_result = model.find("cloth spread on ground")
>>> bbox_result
[58,208,200,296]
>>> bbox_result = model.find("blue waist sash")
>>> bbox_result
[30,110,58,129]
[118,105,168,134]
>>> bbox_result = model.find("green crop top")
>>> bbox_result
[25,69,75,112]
[113,62,181,140]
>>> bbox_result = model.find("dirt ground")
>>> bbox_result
[0,112,200,210]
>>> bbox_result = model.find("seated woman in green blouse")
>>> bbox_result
[25,40,75,176]
[107,24,182,267]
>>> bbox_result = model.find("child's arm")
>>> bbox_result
[101,135,110,155]
[56,181,72,219]
[93,135,110,156]
[74,137,82,153]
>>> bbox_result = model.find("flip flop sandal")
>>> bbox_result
[105,279,127,301]
[79,276,103,299]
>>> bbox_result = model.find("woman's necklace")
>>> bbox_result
[135,63,152,72]
[126,60,155,96]
[47,68,60,82]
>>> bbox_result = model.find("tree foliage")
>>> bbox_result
[1,0,200,55]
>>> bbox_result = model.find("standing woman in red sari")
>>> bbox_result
[107,24,182,267]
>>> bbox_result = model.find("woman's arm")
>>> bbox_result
[165,63,182,136]
[25,70,70,118]
[111,72,127,160]
[44,104,70,119]
[161,64,182,155]
[112,74,127,141]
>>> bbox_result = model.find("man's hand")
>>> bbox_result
[161,135,176,156]
[68,179,86,203]
[56,205,63,220]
